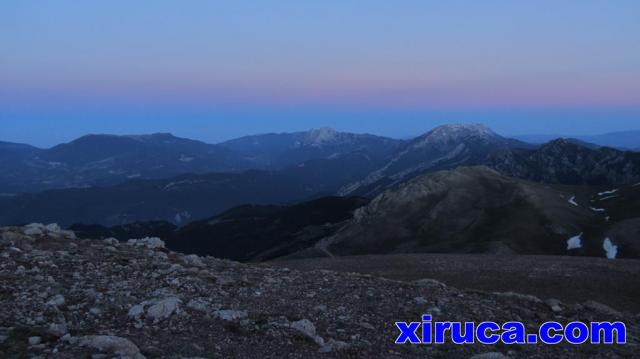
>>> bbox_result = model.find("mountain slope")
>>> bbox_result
[314,166,626,258]
[0,133,250,193]
[219,127,404,169]
[517,130,640,150]
[167,196,368,261]
[340,124,530,196]
[487,139,640,185]
[0,153,379,226]
[342,126,640,197]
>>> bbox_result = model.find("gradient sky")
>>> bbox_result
[1,1,639,147]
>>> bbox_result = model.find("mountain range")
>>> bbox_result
[515,130,640,150]
[219,127,403,169]
[0,133,248,193]
[0,129,403,194]
[2,124,639,228]
[68,166,640,260]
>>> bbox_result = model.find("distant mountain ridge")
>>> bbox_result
[516,130,640,150]
[3,124,640,227]
[0,133,250,193]
[0,151,382,226]
[0,129,402,193]
[341,125,640,196]
[219,127,404,169]
[339,124,532,196]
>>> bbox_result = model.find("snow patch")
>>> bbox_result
[603,238,618,259]
[566,233,582,250]
[598,189,619,196]
[590,207,606,213]
[599,195,619,201]
[568,196,578,206]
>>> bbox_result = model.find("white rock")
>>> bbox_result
[46,294,65,307]
[24,223,45,236]
[146,297,181,321]
[413,297,428,305]
[28,336,42,345]
[45,223,61,232]
[214,309,248,321]
[58,229,77,239]
[545,299,563,313]
[127,237,165,249]
[291,319,325,346]
[183,254,204,268]
[103,238,119,246]
[187,299,210,312]
[127,305,145,319]
[71,335,145,359]
[47,322,68,337]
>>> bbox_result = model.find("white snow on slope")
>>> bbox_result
[599,195,619,201]
[603,238,618,259]
[568,196,578,206]
[590,207,606,213]
[567,233,583,250]
[598,189,619,196]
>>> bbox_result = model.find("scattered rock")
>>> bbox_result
[146,297,181,322]
[545,298,563,313]
[68,335,145,359]
[103,237,119,246]
[127,237,165,249]
[47,322,68,337]
[23,223,45,236]
[28,336,42,345]
[413,296,428,305]
[290,319,324,346]
[128,305,145,320]
[213,309,248,322]
[186,298,210,312]
[183,254,205,268]
[46,294,65,308]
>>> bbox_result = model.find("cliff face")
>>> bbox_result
[1,224,638,358]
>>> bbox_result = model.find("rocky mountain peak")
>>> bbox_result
[300,127,340,146]
[412,124,499,148]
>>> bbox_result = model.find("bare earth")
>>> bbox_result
[268,254,640,313]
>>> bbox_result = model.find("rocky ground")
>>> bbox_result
[1,224,638,358]
[270,253,640,313]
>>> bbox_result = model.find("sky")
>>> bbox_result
[1,1,639,147]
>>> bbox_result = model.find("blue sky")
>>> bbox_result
[1,1,639,146]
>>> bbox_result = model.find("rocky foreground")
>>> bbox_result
[0,224,638,358]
